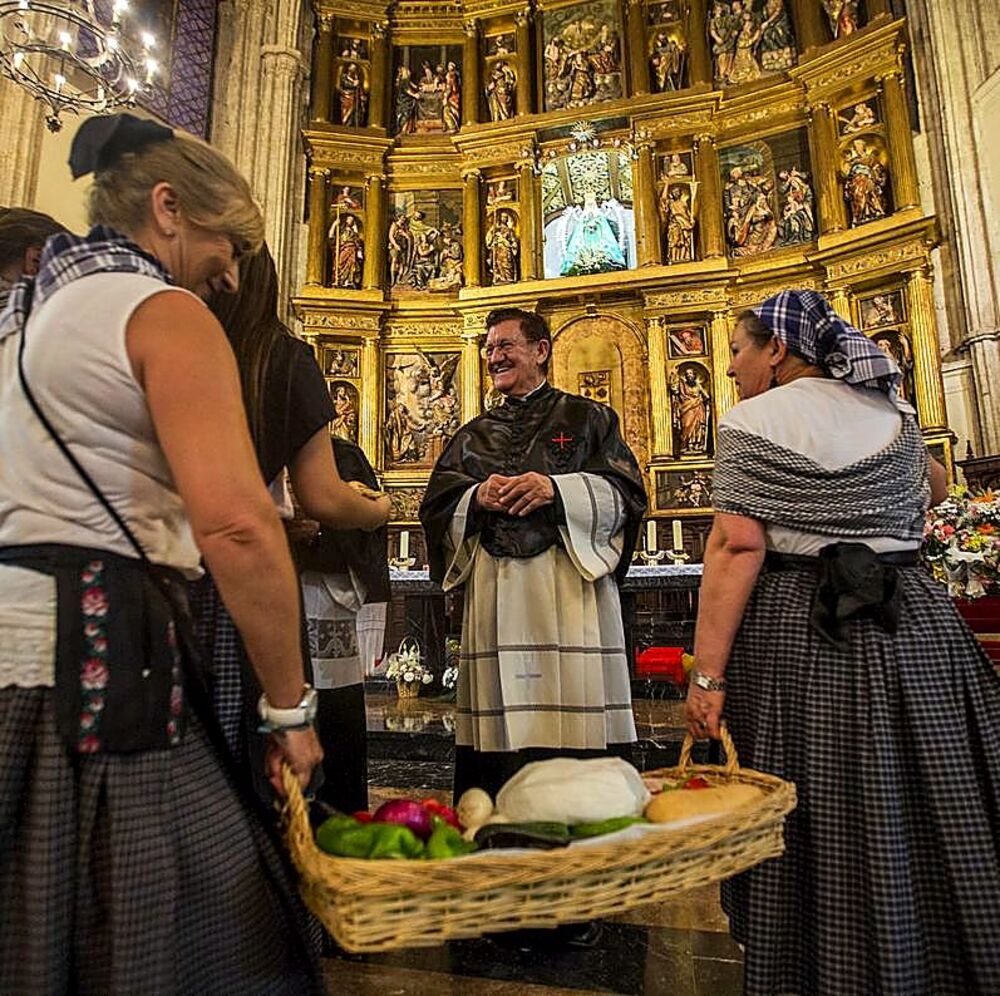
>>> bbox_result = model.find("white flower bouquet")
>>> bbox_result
[922,486,1000,599]
[383,638,434,697]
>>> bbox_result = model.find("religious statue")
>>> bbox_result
[330,384,359,442]
[339,37,366,60]
[822,0,861,38]
[664,152,690,176]
[668,326,706,357]
[385,395,422,464]
[394,65,420,134]
[650,31,685,92]
[326,349,358,377]
[389,213,415,286]
[427,225,464,291]
[758,0,796,73]
[672,470,712,508]
[485,211,520,284]
[485,60,516,121]
[332,186,361,211]
[337,62,367,127]
[777,167,815,246]
[442,62,461,133]
[661,185,696,263]
[840,101,877,134]
[543,8,623,111]
[566,50,597,104]
[384,353,460,465]
[709,1,738,83]
[862,293,901,327]
[842,137,890,226]
[492,34,511,56]
[486,179,514,208]
[329,213,364,289]
[725,164,778,256]
[670,365,712,456]
[389,207,464,292]
[872,332,914,401]
[559,188,628,276]
[728,9,765,84]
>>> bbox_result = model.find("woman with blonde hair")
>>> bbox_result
[0,114,324,993]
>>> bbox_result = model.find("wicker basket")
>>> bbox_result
[281,725,796,953]
[395,679,420,699]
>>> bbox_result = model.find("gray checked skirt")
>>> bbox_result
[722,565,1000,996]
[0,686,325,996]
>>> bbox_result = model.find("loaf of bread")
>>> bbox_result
[644,783,763,825]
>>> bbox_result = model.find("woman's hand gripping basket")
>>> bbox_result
[280,725,795,953]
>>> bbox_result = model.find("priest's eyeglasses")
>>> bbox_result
[481,337,526,359]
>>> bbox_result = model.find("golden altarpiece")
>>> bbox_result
[294,0,953,558]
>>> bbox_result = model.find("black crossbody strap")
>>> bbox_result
[15,281,149,564]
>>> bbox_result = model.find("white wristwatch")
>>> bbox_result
[258,685,318,731]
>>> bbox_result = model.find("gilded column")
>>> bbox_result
[826,286,851,320]
[360,335,382,469]
[694,134,724,258]
[369,22,390,130]
[310,13,335,121]
[463,169,483,288]
[635,140,662,266]
[514,8,534,116]
[627,0,650,96]
[792,0,828,51]
[687,0,712,85]
[362,173,387,291]
[905,265,949,431]
[463,20,481,127]
[461,328,483,422]
[306,165,329,286]
[646,318,672,456]
[808,102,845,234]
[879,70,920,211]
[710,310,739,415]
[517,160,540,280]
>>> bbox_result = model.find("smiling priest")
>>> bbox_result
[420,308,647,802]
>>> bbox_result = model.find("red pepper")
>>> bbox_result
[352,810,373,823]
[420,798,462,828]
[682,777,711,790]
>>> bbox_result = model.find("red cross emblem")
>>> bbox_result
[551,432,574,451]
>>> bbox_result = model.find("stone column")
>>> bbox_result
[461,328,483,421]
[306,165,329,286]
[363,173,387,291]
[710,310,739,415]
[463,20,481,127]
[688,0,712,86]
[635,141,662,266]
[879,70,920,211]
[826,286,852,321]
[369,22,390,130]
[967,336,1000,454]
[517,160,540,280]
[694,134,724,258]
[360,335,382,469]
[514,8,534,116]
[646,318,672,456]
[463,170,483,287]
[627,0,650,96]
[0,79,45,207]
[792,0,828,51]
[808,101,845,233]
[906,265,949,431]
[310,13,335,122]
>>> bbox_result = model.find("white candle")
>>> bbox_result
[646,520,656,552]
[399,529,410,560]
[672,519,684,551]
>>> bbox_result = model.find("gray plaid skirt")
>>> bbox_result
[722,565,1000,996]
[0,686,324,996]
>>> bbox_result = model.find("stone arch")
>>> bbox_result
[551,314,650,471]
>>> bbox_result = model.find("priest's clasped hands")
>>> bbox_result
[476,472,554,517]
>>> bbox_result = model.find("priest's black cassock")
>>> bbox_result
[420,382,647,801]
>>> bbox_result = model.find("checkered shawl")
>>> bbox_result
[755,289,913,414]
[714,414,929,541]
[0,225,171,343]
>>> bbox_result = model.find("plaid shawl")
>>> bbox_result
[755,289,913,414]
[0,225,172,343]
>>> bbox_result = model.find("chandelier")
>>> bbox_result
[0,0,159,132]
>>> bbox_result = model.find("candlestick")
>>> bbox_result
[399,529,410,560]
[645,520,656,552]
[672,519,683,552]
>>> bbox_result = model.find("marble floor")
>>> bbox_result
[320,687,744,995]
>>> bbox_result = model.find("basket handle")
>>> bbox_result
[677,722,739,776]
[280,762,311,835]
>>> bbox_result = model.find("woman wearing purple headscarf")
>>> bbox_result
[685,290,1000,995]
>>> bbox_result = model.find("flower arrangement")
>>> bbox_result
[922,487,1000,599]
[384,639,434,698]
